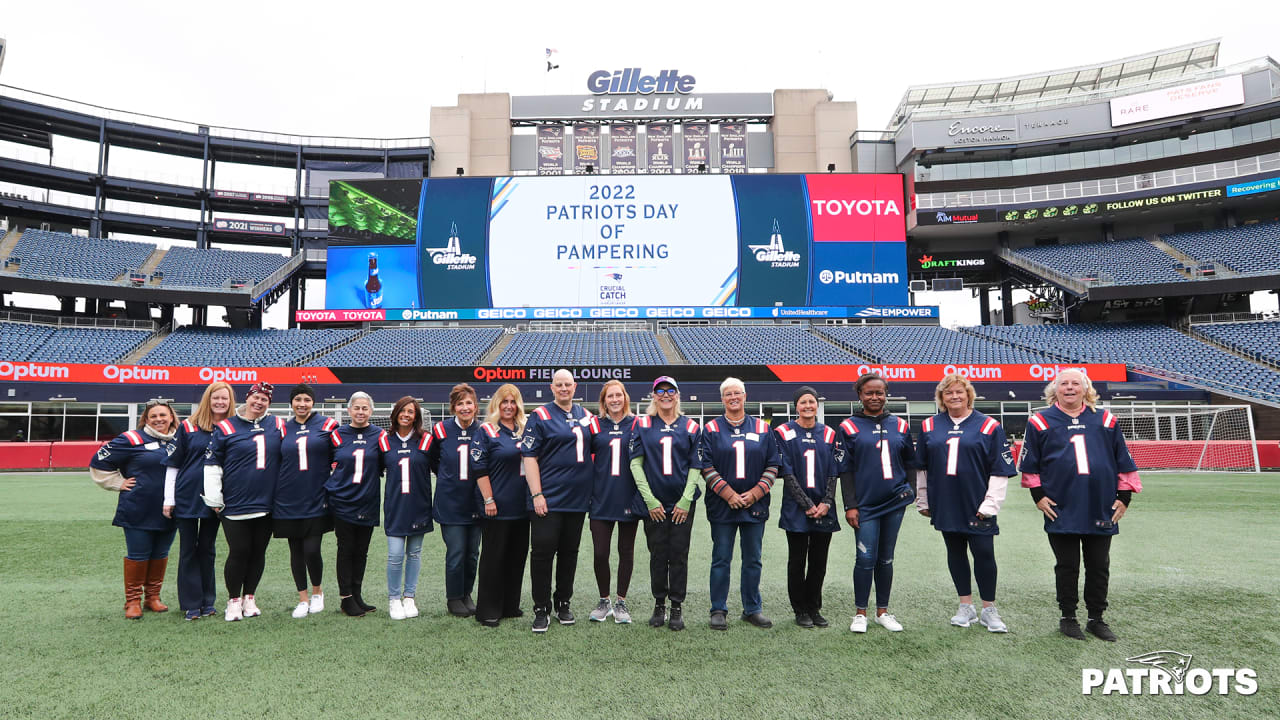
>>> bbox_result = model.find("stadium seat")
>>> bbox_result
[143,327,361,366]
[0,321,150,363]
[1010,238,1187,286]
[496,331,666,365]
[815,325,1049,363]
[5,230,154,283]
[152,247,289,289]
[666,326,862,365]
[316,327,504,367]
[1160,222,1280,275]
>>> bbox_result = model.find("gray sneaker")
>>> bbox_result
[950,603,978,627]
[588,597,612,622]
[612,599,632,624]
[979,605,1008,633]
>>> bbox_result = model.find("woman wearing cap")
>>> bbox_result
[837,373,918,634]
[326,391,390,617]
[426,383,482,617]
[915,374,1017,633]
[383,396,433,621]
[1019,368,1141,642]
[628,376,700,631]
[275,383,338,619]
[473,384,531,627]
[90,399,179,619]
[699,377,782,631]
[773,386,841,629]
[203,382,286,621]
[164,382,233,620]
[586,379,641,624]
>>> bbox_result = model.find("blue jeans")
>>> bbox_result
[387,534,425,599]
[123,526,176,561]
[440,523,482,600]
[709,521,765,614]
[853,508,906,610]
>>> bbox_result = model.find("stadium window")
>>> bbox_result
[1012,158,1027,175]
[1055,154,1071,172]
[1069,152,1085,170]
[1026,156,1041,174]
[1213,129,1231,149]
[1145,141,1163,160]
[1114,146,1131,164]
[956,164,972,180]
[1271,119,1280,138]
[1235,157,1258,175]
[1180,136,1198,155]
[1116,177,1135,193]
[1081,180,1100,195]
[1084,150,1100,168]
[1099,148,1115,166]
[998,160,1013,177]
[1174,167,1195,184]
[1232,125,1253,146]
[1129,144,1147,163]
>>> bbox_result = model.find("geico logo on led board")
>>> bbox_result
[818,270,900,284]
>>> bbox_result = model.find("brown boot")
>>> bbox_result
[124,558,146,619]
[143,558,169,612]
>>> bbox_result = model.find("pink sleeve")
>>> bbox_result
[1020,473,1041,488]
[1117,471,1142,492]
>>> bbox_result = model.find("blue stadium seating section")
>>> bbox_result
[317,327,503,367]
[6,230,154,283]
[153,247,289,288]
[964,323,1280,401]
[1160,222,1280,275]
[667,326,863,365]
[496,331,665,365]
[1011,238,1187,286]
[0,321,150,363]
[143,327,360,366]
[1193,320,1280,366]
[817,325,1050,363]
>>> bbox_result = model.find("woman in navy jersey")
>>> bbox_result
[91,399,179,619]
[203,381,285,622]
[522,369,596,633]
[384,396,433,621]
[838,373,917,634]
[628,376,701,631]
[699,377,782,631]
[427,383,483,618]
[164,382,232,620]
[587,379,641,624]
[774,386,841,629]
[275,383,338,619]
[473,384,531,627]
[1019,368,1141,642]
[326,391,390,617]
[915,374,1017,633]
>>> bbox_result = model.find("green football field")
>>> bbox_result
[0,472,1275,719]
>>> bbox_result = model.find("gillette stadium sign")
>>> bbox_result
[512,68,773,120]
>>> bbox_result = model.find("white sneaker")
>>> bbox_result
[389,598,405,621]
[292,601,310,619]
[874,613,904,632]
[225,598,243,622]
[849,614,868,633]
[951,603,978,628]
[309,593,325,614]
[402,597,419,618]
[589,597,613,622]
[979,605,1008,633]
[242,595,261,618]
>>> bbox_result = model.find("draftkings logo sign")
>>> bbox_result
[1083,651,1258,696]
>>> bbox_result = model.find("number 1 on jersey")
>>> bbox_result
[1069,434,1090,474]
[875,439,892,480]
[803,448,816,489]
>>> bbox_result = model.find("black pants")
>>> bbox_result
[475,517,530,622]
[785,530,832,614]
[333,517,375,598]
[221,516,272,598]
[642,504,695,605]
[943,532,997,602]
[175,515,219,612]
[1047,533,1112,618]
[288,535,324,592]
[529,511,585,611]
[590,518,638,598]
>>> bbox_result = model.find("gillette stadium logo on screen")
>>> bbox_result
[424,222,477,270]
[748,219,802,268]
[588,69,696,95]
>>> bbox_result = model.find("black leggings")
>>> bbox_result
[222,516,272,598]
[942,532,997,602]
[334,518,374,598]
[288,536,324,592]
[785,531,832,613]
[590,519,638,598]
[529,511,585,611]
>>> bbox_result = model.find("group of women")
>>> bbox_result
[92,367,1141,641]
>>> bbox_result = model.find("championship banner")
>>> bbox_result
[683,122,709,174]
[646,124,674,174]
[719,122,747,174]
[573,124,601,173]
[211,217,288,236]
[610,124,638,174]
[536,125,564,176]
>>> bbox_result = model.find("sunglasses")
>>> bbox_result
[653,388,678,396]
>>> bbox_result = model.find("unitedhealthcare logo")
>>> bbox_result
[424,221,477,270]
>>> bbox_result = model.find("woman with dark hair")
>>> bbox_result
[91,399,179,619]
[326,391,389,617]
[837,373,918,634]
[472,384,530,627]
[275,383,338,619]
[427,383,483,617]
[384,396,433,620]
[587,379,641,624]
[164,382,234,620]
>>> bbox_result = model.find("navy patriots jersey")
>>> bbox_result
[92,429,177,532]
[697,414,781,525]
[837,414,917,521]
[325,424,389,526]
[384,431,434,536]
[471,421,527,520]
[628,414,702,512]
[774,421,843,534]
[427,418,482,525]
[918,412,1016,535]
[275,413,338,520]
[204,414,286,515]
[1018,405,1140,535]
[165,419,215,519]
[590,415,644,522]
[521,403,596,512]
